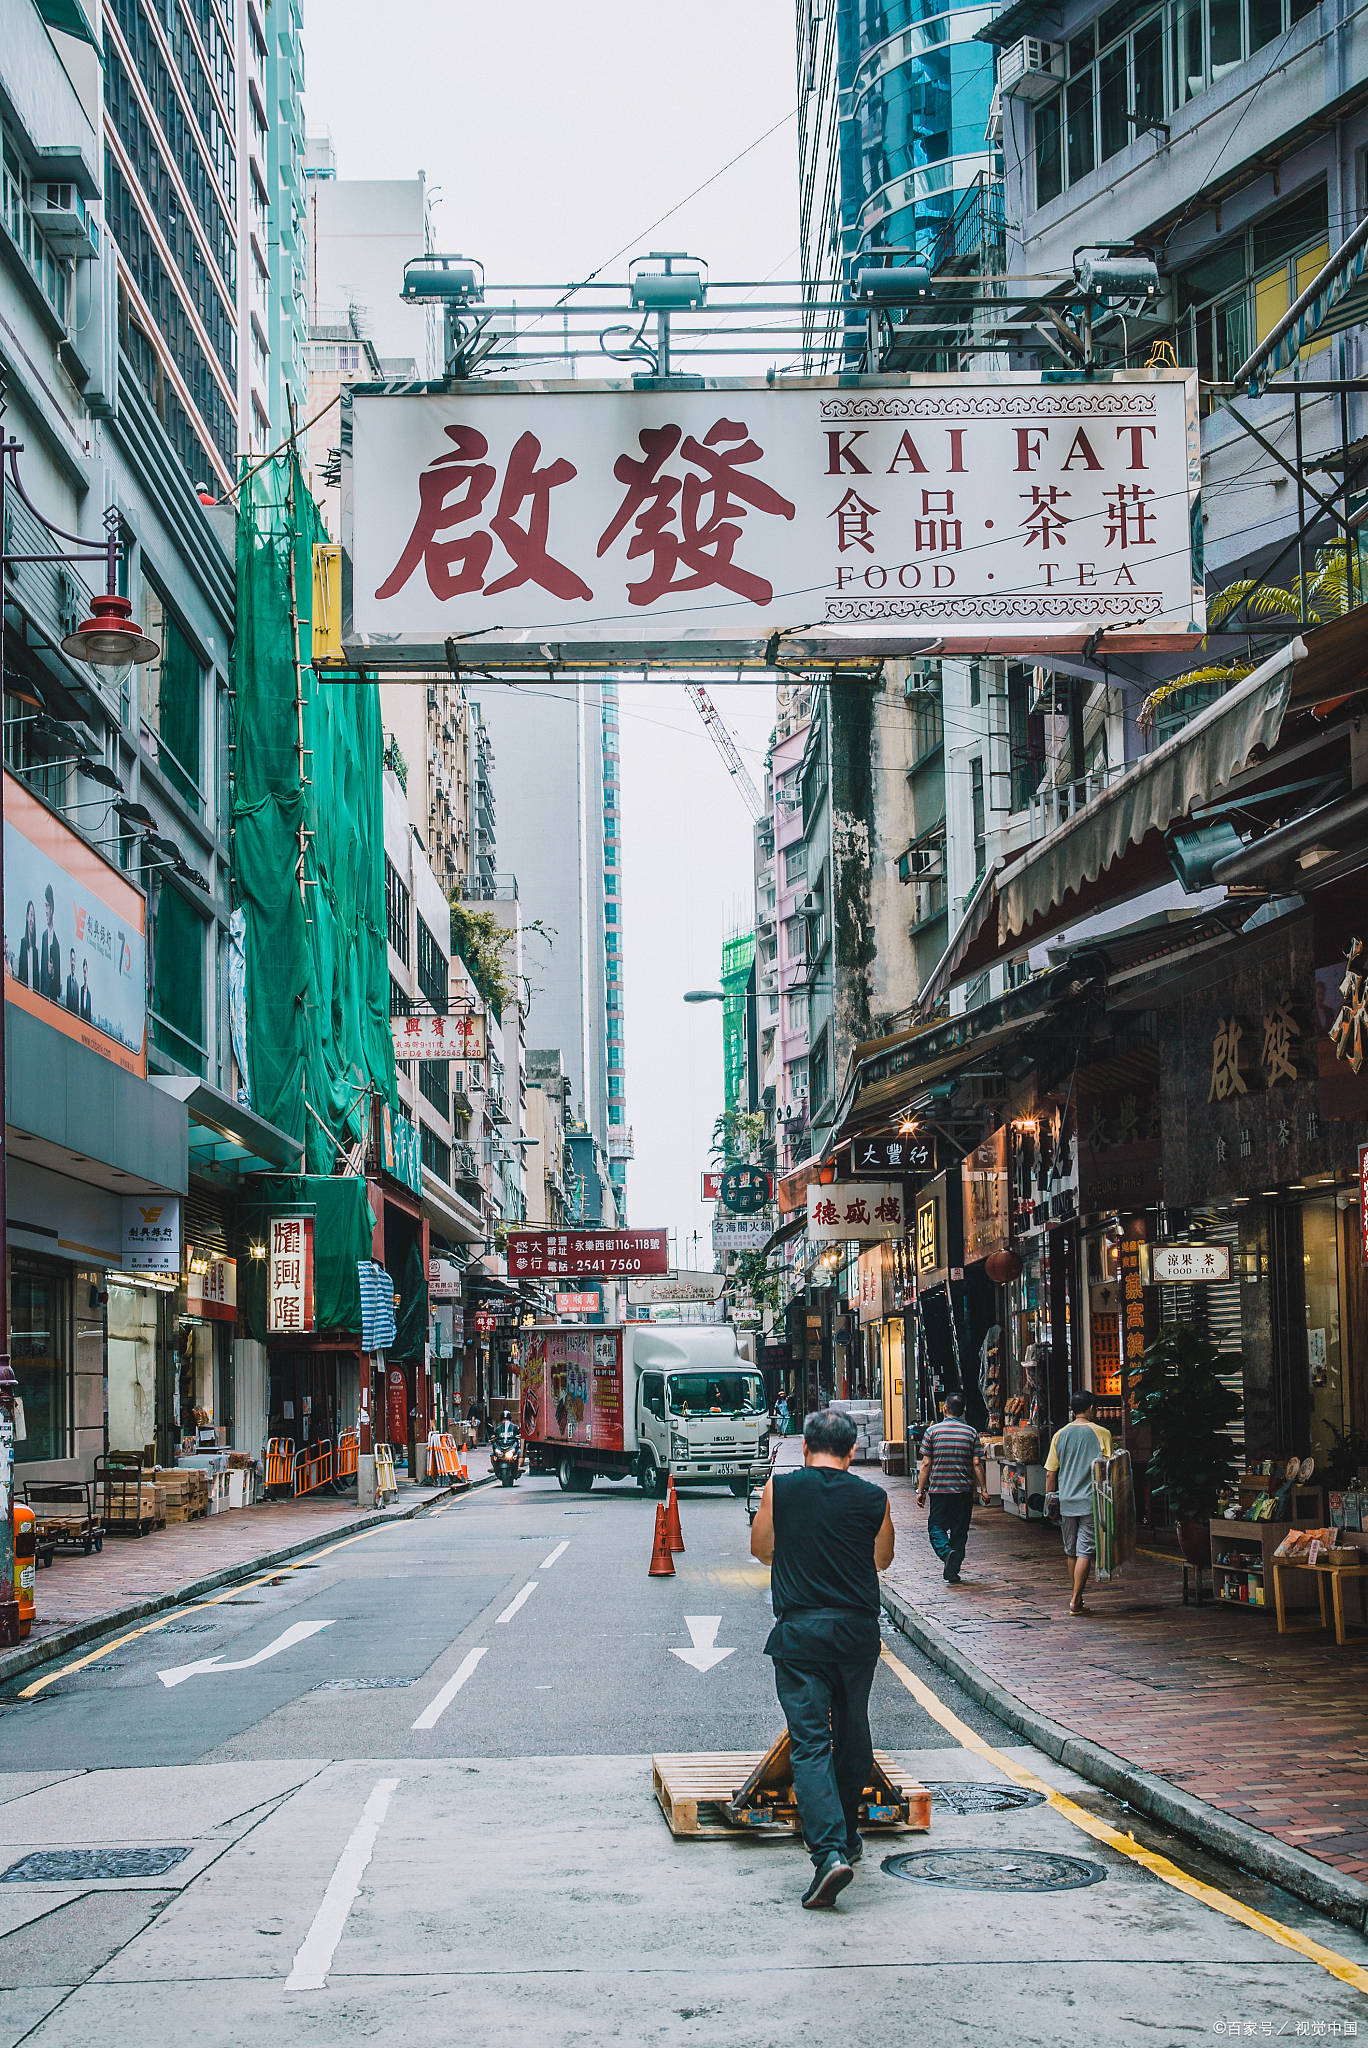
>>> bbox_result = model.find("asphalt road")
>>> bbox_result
[0,1470,1363,2046]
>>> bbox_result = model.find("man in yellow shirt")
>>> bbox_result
[1044,1392,1114,1616]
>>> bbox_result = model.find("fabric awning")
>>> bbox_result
[918,637,1300,1006]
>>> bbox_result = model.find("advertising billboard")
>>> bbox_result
[4,772,147,1075]
[343,374,1202,665]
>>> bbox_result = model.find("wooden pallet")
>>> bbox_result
[652,1748,931,1840]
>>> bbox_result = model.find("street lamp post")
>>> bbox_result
[0,387,158,1644]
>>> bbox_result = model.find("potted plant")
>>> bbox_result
[1131,1323,1241,1564]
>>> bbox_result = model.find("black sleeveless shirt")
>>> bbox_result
[765,1466,887,1663]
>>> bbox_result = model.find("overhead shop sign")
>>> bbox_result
[1149,1242,1233,1283]
[268,1218,315,1334]
[713,1214,772,1253]
[342,375,1202,665]
[392,1011,487,1061]
[807,1182,906,1243]
[507,1229,670,1277]
[629,1271,726,1305]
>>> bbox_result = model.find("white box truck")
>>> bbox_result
[521,1323,771,1496]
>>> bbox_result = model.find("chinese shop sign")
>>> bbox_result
[507,1229,670,1277]
[851,1131,935,1175]
[344,377,1201,663]
[390,1010,487,1061]
[806,1182,906,1244]
[1118,1237,1146,1397]
[121,1196,180,1275]
[1150,1242,1233,1283]
[268,1217,315,1335]
[718,1163,772,1213]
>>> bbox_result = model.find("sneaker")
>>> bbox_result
[846,1835,864,1865]
[801,1852,854,1909]
[943,1562,961,1583]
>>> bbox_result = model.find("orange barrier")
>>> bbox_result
[649,1501,675,1577]
[665,1478,685,1554]
[294,1440,334,1496]
[427,1433,468,1484]
[336,1429,358,1482]
[265,1438,294,1494]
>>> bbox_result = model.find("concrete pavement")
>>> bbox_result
[0,1471,1363,2045]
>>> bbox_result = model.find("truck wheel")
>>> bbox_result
[557,1455,576,1492]
[729,1480,749,1497]
[571,1467,594,1493]
[638,1451,664,1498]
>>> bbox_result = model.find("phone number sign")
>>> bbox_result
[508,1229,670,1278]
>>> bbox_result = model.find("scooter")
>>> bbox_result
[491,1430,522,1487]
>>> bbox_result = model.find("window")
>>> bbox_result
[609,1105,624,1125]
[787,988,810,1035]
[385,858,411,964]
[140,588,203,808]
[421,1122,451,1183]
[970,757,986,878]
[416,914,447,1012]
[968,662,982,709]
[12,1259,68,1463]
[786,1054,810,1095]
[609,1076,624,1098]
[605,903,618,923]
[420,1061,450,1118]
[784,843,808,885]
[809,1033,830,1113]
[909,688,944,766]
[1171,186,1329,387]
[151,883,206,1073]
[783,915,809,960]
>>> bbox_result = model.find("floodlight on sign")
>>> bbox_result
[401,254,484,304]
[851,265,931,305]
[1073,251,1161,303]
[629,253,707,311]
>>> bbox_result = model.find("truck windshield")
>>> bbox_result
[666,1373,765,1416]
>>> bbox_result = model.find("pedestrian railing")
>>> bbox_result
[294,1440,334,1496]
[265,1438,294,1495]
[336,1428,358,1481]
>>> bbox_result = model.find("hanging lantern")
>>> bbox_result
[984,1249,1023,1285]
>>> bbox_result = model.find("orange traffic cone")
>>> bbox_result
[649,1501,676,1576]
[665,1478,685,1554]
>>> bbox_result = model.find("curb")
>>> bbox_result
[0,1474,495,1692]
[881,1581,1368,1934]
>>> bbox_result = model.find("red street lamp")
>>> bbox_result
[0,395,160,1645]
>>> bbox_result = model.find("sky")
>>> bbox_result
[303,0,799,1256]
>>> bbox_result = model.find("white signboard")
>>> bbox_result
[1150,1242,1233,1283]
[344,376,1202,664]
[807,1182,906,1244]
[121,1196,181,1274]
[712,1215,772,1253]
[428,1257,463,1301]
[628,1270,727,1306]
[392,1011,487,1062]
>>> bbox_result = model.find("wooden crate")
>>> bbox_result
[651,1750,931,1840]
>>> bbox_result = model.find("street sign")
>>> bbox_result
[507,1229,670,1277]
[343,375,1203,666]
[850,1132,935,1175]
[712,1214,771,1253]
[1150,1242,1233,1283]
[806,1182,906,1243]
[700,1171,722,1201]
[391,1011,487,1061]
[719,1163,772,1214]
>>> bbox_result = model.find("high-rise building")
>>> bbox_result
[470,683,624,1202]
[238,0,308,452]
[797,0,1001,362]
[302,136,439,378]
[720,928,756,1119]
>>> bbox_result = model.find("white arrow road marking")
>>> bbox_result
[539,1540,569,1570]
[286,1777,397,1992]
[411,1646,486,1731]
[157,1618,334,1689]
[496,1580,538,1625]
[669,1616,736,1673]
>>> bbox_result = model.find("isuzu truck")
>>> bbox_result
[520,1323,770,1495]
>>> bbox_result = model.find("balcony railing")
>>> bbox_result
[1027,763,1128,841]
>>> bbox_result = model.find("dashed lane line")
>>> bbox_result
[879,1642,1368,1996]
[495,1581,539,1625]
[411,1647,487,1731]
[286,1776,398,1992]
[539,1541,569,1570]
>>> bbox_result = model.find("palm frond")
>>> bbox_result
[1137,664,1253,737]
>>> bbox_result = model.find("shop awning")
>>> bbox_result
[917,638,1300,1008]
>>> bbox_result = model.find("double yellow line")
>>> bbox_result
[880,1644,1368,1995]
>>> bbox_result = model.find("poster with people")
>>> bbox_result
[3,772,146,1074]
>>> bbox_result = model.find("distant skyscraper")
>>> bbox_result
[470,683,626,1207]
[303,136,439,377]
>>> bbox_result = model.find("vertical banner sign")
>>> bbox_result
[1360,1145,1368,1264]
[268,1217,315,1334]
[344,375,1202,665]
[1117,1237,1146,1420]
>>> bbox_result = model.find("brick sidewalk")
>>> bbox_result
[879,1473,1368,1884]
[12,1448,492,1662]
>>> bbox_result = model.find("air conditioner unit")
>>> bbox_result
[998,37,1063,99]
[903,661,939,698]
[31,183,99,258]
[797,892,822,914]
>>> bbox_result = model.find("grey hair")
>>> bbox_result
[803,1409,857,1457]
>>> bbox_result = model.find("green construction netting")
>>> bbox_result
[391,1237,429,1361]
[233,456,396,1170]
[238,1177,377,1339]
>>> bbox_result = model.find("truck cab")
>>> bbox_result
[632,1329,770,1498]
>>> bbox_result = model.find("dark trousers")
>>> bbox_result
[773,1655,878,1864]
[927,1490,973,1574]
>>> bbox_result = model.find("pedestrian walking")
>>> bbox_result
[916,1393,986,1585]
[1045,1392,1114,1616]
[749,1408,895,1910]
[775,1393,791,1436]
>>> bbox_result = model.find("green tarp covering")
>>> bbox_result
[238,1176,377,1339]
[233,457,396,1170]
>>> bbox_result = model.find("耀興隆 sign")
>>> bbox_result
[344,376,1202,665]
[268,1217,315,1334]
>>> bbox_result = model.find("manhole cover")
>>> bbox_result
[160,1624,218,1635]
[2,1847,192,1883]
[923,1782,1046,1816]
[882,1849,1106,1892]
[312,1677,413,1692]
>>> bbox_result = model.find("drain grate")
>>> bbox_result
[312,1677,413,1692]
[923,1783,1046,1816]
[159,1623,219,1636]
[2,1847,192,1883]
[882,1848,1106,1892]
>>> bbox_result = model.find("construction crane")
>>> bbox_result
[686,685,765,822]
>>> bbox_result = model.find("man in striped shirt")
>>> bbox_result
[916,1394,987,1585]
